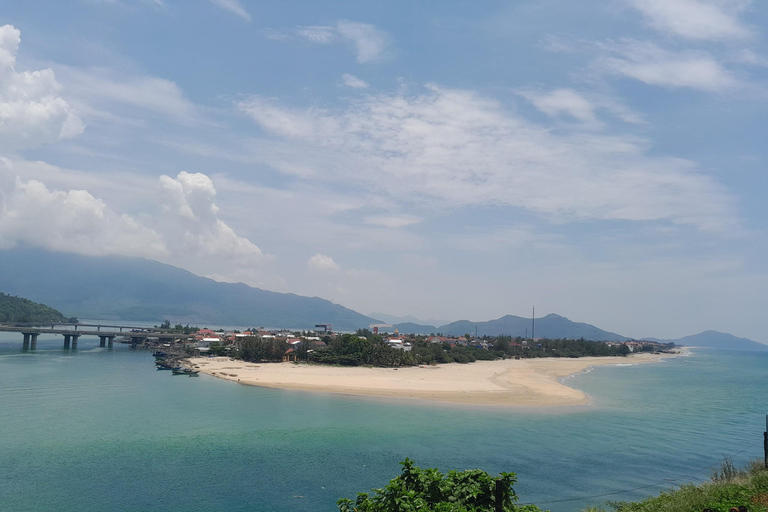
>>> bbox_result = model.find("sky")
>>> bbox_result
[1,0,767,341]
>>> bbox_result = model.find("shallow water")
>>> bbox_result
[0,334,765,512]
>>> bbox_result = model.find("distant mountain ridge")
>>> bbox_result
[2,248,765,350]
[368,312,450,328]
[641,330,768,351]
[394,314,629,341]
[0,249,379,330]
[391,317,767,350]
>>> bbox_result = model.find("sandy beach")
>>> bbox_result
[187,350,684,407]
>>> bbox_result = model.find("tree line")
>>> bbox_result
[209,331,673,367]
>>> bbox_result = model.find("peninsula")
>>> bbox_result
[187,350,681,407]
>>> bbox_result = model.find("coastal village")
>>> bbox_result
[183,325,670,360]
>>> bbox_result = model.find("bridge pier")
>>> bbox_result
[98,335,115,348]
[63,334,80,349]
[22,331,39,350]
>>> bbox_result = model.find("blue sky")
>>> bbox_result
[1,0,767,340]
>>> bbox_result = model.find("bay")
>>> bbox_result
[1,332,765,512]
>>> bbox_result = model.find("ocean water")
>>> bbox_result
[0,333,766,512]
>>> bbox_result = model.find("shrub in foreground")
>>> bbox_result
[337,458,545,512]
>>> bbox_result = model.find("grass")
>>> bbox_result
[579,460,768,512]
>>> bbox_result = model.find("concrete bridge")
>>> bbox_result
[0,324,195,349]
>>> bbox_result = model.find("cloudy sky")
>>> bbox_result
[2,0,767,340]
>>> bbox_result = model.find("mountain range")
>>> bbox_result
[0,248,765,350]
[0,249,379,331]
[640,331,767,351]
[395,314,629,341]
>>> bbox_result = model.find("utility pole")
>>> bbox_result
[531,305,535,341]
[494,479,504,512]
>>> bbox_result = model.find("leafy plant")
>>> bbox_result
[337,458,545,511]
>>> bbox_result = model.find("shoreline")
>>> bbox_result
[186,349,687,407]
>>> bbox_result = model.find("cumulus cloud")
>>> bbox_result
[238,84,738,232]
[628,0,752,41]
[308,253,340,271]
[157,171,273,284]
[0,160,165,256]
[597,40,739,91]
[283,20,393,63]
[342,73,370,89]
[210,0,251,22]
[0,25,84,153]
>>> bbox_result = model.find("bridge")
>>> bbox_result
[0,323,196,349]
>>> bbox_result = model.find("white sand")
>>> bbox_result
[187,350,683,407]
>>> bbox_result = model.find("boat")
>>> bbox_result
[171,368,199,376]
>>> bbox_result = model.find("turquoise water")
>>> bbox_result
[1,334,766,512]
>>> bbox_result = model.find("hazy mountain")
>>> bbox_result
[644,331,768,351]
[395,313,629,341]
[438,314,628,340]
[0,249,379,330]
[369,312,450,327]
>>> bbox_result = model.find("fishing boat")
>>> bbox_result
[171,368,199,376]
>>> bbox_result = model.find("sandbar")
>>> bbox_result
[187,350,685,407]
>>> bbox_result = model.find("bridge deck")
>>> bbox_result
[0,325,194,339]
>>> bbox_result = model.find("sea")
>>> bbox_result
[1,331,766,512]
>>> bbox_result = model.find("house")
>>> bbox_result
[282,348,298,362]
[387,338,412,351]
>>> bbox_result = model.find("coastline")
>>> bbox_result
[187,349,687,407]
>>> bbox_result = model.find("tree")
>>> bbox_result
[337,459,544,512]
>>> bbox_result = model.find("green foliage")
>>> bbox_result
[237,336,287,362]
[605,461,768,512]
[206,343,230,356]
[337,458,546,512]
[0,292,69,324]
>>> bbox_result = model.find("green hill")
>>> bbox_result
[0,291,71,324]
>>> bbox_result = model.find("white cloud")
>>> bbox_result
[157,172,272,284]
[308,253,340,271]
[0,25,84,153]
[335,20,392,63]
[628,0,752,41]
[519,88,597,123]
[342,73,370,89]
[2,159,278,288]
[519,88,646,126]
[289,20,393,63]
[295,26,337,44]
[238,84,738,232]
[56,66,199,124]
[364,215,420,228]
[598,40,739,91]
[210,0,251,22]
[0,160,166,257]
